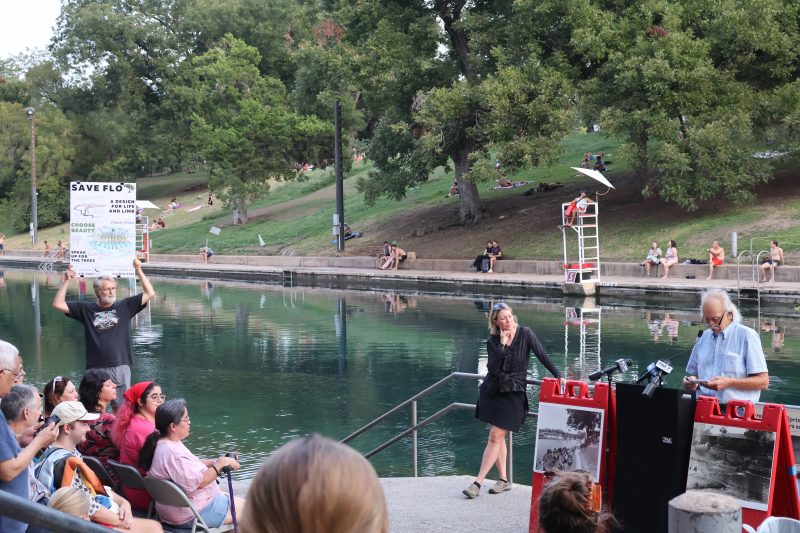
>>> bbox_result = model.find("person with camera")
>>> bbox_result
[463,303,564,499]
[139,399,244,529]
[682,290,769,405]
[0,341,59,533]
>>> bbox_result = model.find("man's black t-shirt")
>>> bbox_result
[66,293,146,369]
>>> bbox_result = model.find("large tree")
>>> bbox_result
[170,35,329,224]
[570,0,800,209]
[339,0,576,224]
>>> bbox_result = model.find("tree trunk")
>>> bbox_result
[631,126,649,191]
[232,196,249,225]
[453,145,482,225]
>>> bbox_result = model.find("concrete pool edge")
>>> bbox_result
[2,254,799,312]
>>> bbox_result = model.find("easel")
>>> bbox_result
[690,397,800,529]
[529,378,616,533]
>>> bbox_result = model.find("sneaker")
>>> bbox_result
[462,482,481,499]
[489,480,511,494]
[487,269,493,273]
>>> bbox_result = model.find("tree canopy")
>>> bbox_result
[0,0,799,231]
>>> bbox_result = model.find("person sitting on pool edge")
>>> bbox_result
[487,240,502,273]
[759,240,785,283]
[379,242,407,270]
[706,240,725,280]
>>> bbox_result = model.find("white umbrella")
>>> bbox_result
[135,200,160,210]
[571,167,615,190]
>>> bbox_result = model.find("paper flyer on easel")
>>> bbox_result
[69,182,137,277]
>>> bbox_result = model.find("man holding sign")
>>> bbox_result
[52,258,155,402]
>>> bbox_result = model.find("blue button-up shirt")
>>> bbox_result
[686,321,768,404]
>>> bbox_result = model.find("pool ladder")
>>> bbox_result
[341,372,545,484]
[282,270,295,287]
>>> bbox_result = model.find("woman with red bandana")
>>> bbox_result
[109,381,165,511]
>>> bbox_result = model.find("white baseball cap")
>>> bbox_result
[51,401,100,426]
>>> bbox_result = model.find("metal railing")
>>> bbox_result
[0,490,109,532]
[341,371,543,485]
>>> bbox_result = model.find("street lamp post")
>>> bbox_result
[25,107,37,245]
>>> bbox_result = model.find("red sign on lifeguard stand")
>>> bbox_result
[688,397,800,529]
[529,378,616,533]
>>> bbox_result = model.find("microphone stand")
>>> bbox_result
[603,372,614,505]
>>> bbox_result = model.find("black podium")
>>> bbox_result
[612,384,696,533]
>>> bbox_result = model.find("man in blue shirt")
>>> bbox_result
[0,340,59,532]
[683,290,769,404]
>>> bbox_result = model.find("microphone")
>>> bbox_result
[642,360,673,399]
[589,358,633,381]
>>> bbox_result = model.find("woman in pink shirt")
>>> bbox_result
[139,399,244,529]
[109,381,165,511]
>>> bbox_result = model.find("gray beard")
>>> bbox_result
[98,295,116,306]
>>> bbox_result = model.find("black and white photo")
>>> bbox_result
[687,423,776,511]
[533,403,604,481]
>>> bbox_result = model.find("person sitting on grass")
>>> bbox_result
[447,181,459,197]
[706,240,725,280]
[759,240,785,283]
[641,241,662,277]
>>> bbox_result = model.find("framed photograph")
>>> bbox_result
[533,403,605,482]
[686,422,777,511]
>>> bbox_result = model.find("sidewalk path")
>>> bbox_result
[232,476,533,533]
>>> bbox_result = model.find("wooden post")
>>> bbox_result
[668,491,741,533]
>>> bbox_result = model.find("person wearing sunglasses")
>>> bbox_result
[52,258,156,403]
[42,376,79,419]
[683,289,769,405]
[463,302,565,499]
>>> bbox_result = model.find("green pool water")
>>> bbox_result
[1,269,797,481]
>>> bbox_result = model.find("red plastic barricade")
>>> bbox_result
[690,396,800,529]
[529,378,616,533]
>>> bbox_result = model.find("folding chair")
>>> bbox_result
[143,477,233,533]
[107,459,154,519]
[82,456,119,493]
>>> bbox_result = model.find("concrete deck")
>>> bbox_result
[231,476,532,532]
[2,252,799,310]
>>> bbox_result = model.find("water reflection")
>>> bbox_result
[0,269,797,481]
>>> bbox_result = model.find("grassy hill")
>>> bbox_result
[5,132,800,263]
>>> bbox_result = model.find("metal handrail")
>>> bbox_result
[341,371,544,484]
[754,250,771,287]
[0,490,109,532]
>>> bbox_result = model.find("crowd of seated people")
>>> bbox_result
[0,338,392,533]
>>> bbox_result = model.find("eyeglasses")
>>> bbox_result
[51,376,63,395]
[148,393,166,401]
[704,314,728,327]
[179,417,191,424]
[492,303,508,311]
[2,367,25,378]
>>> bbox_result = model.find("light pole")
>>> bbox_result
[25,107,38,245]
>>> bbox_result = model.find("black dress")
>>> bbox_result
[476,326,561,431]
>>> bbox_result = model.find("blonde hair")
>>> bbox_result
[241,434,388,533]
[488,302,517,336]
[48,486,91,519]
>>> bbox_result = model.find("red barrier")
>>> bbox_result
[529,378,615,533]
[691,396,800,529]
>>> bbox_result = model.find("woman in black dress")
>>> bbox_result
[463,302,564,499]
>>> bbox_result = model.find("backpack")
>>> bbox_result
[481,257,490,273]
